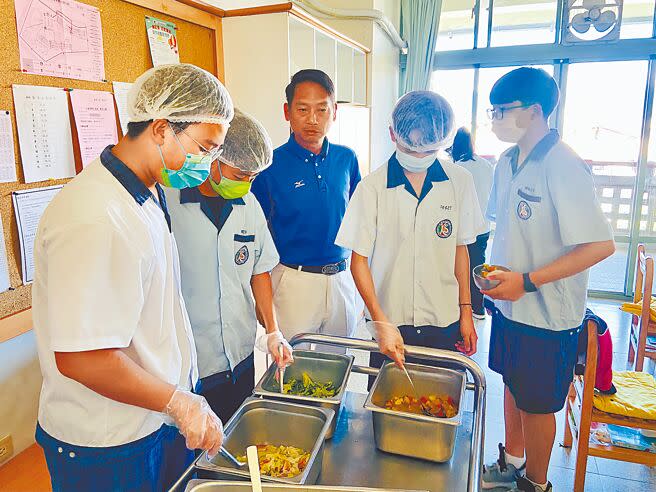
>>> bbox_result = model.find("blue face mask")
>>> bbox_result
[157,126,219,189]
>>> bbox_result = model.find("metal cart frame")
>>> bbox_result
[170,334,486,492]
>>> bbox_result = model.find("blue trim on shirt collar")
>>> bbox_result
[386,153,449,202]
[179,187,245,206]
[101,145,152,206]
[507,129,560,174]
[285,133,330,161]
[100,145,171,231]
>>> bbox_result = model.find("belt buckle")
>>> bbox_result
[321,263,340,275]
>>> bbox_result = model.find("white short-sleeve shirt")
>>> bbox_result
[455,155,494,232]
[336,154,486,327]
[165,187,280,379]
[32,148,198,447]
[486,130,614,330]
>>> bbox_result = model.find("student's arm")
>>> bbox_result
[351,252,388,323]
[454,245,477,356]
[251,272,278,334]
[351,252,405,367]
[484,155,615,302]
[55,349,175,411]
[55,349,223,455]
[482,240,615,301]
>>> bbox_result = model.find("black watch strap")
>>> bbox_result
[523,272,538,293]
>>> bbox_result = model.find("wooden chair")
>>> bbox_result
[628,244,656,371]
[563,320,656,492]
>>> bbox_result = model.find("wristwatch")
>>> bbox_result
[523,272,538,293]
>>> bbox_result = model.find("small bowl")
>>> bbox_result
[472,264,510,290]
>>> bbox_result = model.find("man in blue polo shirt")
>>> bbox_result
[252,69,361,351]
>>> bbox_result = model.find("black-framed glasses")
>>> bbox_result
[486,104,531,121]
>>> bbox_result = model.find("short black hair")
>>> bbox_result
[285,69,335,104]
[449,127,474,162]
[126,120,193,139]
[489,67,559,119]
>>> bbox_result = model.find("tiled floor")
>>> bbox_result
[342,299,656,492]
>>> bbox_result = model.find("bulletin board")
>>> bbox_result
[0,0,222,321]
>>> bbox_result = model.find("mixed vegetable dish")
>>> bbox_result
[237,444,310,478]
[383,394,458,418]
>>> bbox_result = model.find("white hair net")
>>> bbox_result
[128,63,234,125]
[219,108,273,173]
[391,91,455,153]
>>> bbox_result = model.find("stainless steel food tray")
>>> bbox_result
[253,350,354,438]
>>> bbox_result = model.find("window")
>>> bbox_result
[621,0,656,39]
[431,68,476,130]
[563,61,649,292]
[437,0,477,51]
[490,0,558,47]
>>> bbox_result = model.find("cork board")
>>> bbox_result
[0,0,219,318]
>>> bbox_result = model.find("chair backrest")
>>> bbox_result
[634,245,654,322]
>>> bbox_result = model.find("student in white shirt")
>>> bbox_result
[448,127,494,319]
[480,67,615,492]
[336,91,486,381]
[32,64,233,492]
[165,109,293,423]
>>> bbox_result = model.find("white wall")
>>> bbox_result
[320,0,400,170]
[0,331,41,467]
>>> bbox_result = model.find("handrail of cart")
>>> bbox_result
[290,333,486,492]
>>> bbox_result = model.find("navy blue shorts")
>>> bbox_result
[36,423,193,492]
[488,306,580,414]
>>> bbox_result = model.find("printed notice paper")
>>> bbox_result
[146,16,180,66]
[14,0,105,82]
[0,111,18,183]
[13,85,76,183]
[70,89,118,167]
[13,185,63,284]
[0,220,10,293]
[112,82,133,136]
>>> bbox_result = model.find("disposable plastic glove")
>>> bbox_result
[164,389,223,458]
[255,331,294,368]
[366,320,406,369]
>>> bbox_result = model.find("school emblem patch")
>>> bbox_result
[235,245,249,265]
[435,219,453,239]
[517,200,532,220]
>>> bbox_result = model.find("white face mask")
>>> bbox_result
[492,113,528,144]
[395,149,436,173]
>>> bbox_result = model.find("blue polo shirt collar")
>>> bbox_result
[286,133,330,162]
[100,145,171,231]
[387,152,449,202]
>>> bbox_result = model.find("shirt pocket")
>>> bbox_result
[515,187,543,222]
[233,234,255,270]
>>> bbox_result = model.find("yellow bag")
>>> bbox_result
[593,371,656,420]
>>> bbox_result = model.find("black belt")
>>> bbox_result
[281,259,348,276]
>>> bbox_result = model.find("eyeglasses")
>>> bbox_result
[486,104,531,121]
[179,127,224,161]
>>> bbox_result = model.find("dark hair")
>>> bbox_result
[126,120,192,139]
[450,127,474,162]
[285,69,335,104]
[489,67,559,119]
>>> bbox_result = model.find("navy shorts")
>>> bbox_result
[36,423,193,492]
[488,306,580,414]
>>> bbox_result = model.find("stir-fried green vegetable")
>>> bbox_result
[282,372,337,398]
